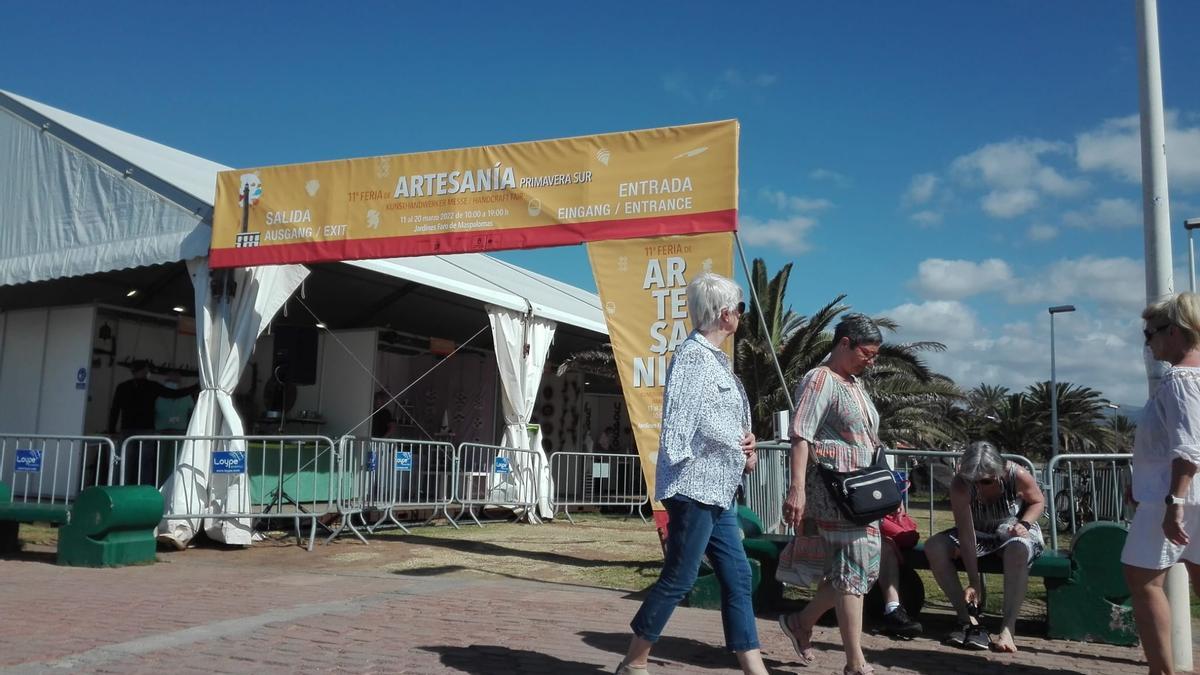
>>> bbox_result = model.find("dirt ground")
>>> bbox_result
[21,511,668,591]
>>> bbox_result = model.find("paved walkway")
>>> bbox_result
[0,542,1151,674]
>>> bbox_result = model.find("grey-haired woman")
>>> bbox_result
[616,272,767,675]
[779,313,886,675]
[924,441,1045,653]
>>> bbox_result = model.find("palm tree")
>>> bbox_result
[985,392,1041,457]
[734,259,848,438]
[1025,381,1111,457]
[1102,414,1137,453]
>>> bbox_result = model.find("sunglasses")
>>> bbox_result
[1144,323,1170,343]
[976,477,997,486]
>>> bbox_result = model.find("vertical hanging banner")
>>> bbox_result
[587,232,734,509]
[209,120,738,268]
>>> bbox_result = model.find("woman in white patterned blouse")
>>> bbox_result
[615,272,766,675]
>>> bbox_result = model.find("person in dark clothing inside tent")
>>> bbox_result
[107,360,197,486]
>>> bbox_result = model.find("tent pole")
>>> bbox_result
[734,232,793,412]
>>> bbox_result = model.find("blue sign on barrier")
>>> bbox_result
[366,450,378,472]
[494,456,511,474]
[14,448,42,473]
[893,470,909,494]
[394,451,412,472]
[212,451,247,474]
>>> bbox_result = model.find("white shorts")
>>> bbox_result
[1120,502,1200,570]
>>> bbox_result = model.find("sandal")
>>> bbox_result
[778,613,816,664]
[843,665,876,675]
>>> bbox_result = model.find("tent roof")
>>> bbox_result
[0,90,605,335]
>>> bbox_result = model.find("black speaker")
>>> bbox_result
[271,326,318,385]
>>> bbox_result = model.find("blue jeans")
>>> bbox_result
[630,495,760,652]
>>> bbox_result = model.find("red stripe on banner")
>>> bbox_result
[209,210,736,268]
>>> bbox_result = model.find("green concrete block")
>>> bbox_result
[1046,521,1137,645]
[57,485,163,568]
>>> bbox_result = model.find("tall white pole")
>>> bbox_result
[1136,2,1188,670]
[1137,0,1174,356]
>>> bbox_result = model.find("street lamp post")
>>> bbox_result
[1048,305,1076,457]
[1186,218,1200,293]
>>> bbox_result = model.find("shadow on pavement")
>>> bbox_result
[1014,643,1143,666]
[578,631,800,673]
[0,548,56,565]
[421,644,609,674]
[395,533,658,570]
[868,644,1087,675]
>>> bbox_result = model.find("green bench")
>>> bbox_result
[0,482,70,554]
[0,482,163,567]
[731,509,1135,645]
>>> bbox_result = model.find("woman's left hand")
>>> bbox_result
[1164,505,1190,546]
[744,450,758,474]
[740,431,756,456]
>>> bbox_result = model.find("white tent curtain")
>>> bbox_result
[487,305,556,520]
[158,257,309,547]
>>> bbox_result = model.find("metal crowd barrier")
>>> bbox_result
[548,451,648,523]
[122,435,338,550]
[1044,453,1133,551]
[454,442,541,528]
[0,434,116,506]
[744,443,789,533]
[326,437,458,543]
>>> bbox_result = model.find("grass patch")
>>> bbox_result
[17,522,58,547]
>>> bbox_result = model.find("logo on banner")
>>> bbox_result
[493,456,511,474]
[394,451,412,472]
[76,367,88,390]
[238,173,262,207]
[212,451,247,474]
[14,449,42,473]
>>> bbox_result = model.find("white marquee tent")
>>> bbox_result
[0,89,607,543]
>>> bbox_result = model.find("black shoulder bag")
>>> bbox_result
[817,448,902,526]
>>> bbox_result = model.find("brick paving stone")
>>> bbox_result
[0,546,1161,675]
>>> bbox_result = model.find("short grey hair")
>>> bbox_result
[957,441,1005,482]
[687,272,743,332]
[833,313,882,348]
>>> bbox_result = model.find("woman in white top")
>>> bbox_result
[1121,292,1200,675]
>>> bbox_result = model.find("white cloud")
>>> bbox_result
[904,173,939,206]
[688,68,778,102]
[1005,256,1145,311]
[910,258,1014,300]
[1076,112,1200,191]
[760,188,832,212]
[910,210,943,227]
[1062,197,1140,229]
[982,188,1040,218]
[884,303,1147,405]
[661,73,695,102]
[809,168,850,186]
[951,139,1087,196]
[1027,224,1059,241]
[884,300,980,343]
[738,215,816,254]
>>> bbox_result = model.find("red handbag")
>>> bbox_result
[880,509,919,550]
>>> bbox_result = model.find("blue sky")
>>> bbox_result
[4,2,1200,407]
